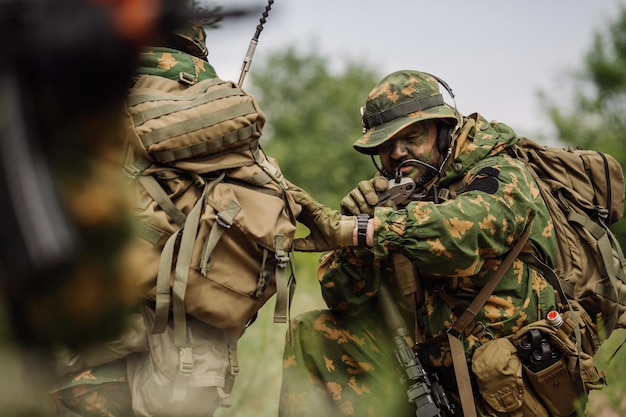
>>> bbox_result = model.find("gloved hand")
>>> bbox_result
[289,188,357,252]
[340,173,392,215]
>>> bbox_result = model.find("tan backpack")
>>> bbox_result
[510,137,626,344]
[123,75,299,338]
[442,135,626,416]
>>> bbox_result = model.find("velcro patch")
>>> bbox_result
[465,167,500,194]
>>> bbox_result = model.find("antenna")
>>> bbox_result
[237,0,274,87]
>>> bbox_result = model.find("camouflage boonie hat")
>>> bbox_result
[168,22,209,59]
[354,70,459,155]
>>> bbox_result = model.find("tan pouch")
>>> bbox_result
[522,357,578,417]
[126,307,237,417]
[472,338,549,417]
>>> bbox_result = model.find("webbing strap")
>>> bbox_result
[137,175,187,227]
[171,345,194,403]
[140,101,257,146]
[126,77,224,107]
[362,94,444,129]
[151,124,258,164]
[450,226,533,337]
[132,220,167,246]
[131,85,243,127]
[199,199,241,276]
[251,142,284,184]
[173,178,208,348]
[166,180,207,403]
[273,234,292,324]
[123,155,153,178]
[419,225,533,416]
[452,226,531,417]
[568,211,622,335]
[448,333,476,417]
[152,228,181,334]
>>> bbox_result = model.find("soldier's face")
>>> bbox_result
[378,120,443,186]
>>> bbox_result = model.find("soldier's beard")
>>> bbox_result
[389,145,445,188]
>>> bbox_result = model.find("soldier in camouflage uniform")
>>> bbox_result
[50,23,220,417]
[280,70,559,416]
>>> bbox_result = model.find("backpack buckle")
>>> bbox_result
[595,205,609,220]
[179,347,194,376]
[275,251,289,268]
[216,212,234,228]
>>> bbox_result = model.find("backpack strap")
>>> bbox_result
[125,155,187,233]
[152,228,181,334]
[169,175,210,403]
[567,211,626,336]
[272,234,295,325]
[199,192,241,276]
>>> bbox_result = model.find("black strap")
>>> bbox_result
[362,95,444,129]
[357,214,370,247]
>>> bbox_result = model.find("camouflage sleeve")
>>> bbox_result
[373,153,555,277]
[317,247,383,313]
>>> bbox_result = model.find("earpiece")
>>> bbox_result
[425,72,462,153]
[436,121,454,154]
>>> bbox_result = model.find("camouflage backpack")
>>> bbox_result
[123,74,299,339]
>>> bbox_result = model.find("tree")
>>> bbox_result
[540,6,626,245]
[249,46,381,207]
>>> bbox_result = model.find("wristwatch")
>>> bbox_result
[357,214,370,247]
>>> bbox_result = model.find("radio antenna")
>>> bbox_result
[237,0,274,87]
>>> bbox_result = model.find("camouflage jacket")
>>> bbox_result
[319,113,558,367]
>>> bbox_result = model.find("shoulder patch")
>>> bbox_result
[465,167,500,195]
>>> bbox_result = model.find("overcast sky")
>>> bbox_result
[205,1,623,139]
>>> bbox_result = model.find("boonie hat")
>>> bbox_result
[354,70,458,155]
[160,21,209,59]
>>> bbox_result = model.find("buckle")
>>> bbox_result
[179,347,193,376]
[446,327,462,339]
[216,212,234,228]
[471,321,494,341]
[122,165,140,179]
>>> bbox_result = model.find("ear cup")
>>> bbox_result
[436,122,453,154]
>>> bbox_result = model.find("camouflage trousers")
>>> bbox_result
[50,357,226,417]
[50,359,133,417]
[278,309,415,417]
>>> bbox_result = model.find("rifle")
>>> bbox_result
[377,280,455,417]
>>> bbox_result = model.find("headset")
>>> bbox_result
[427,72,461,154]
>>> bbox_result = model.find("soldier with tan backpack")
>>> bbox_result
[49,7,368,415]
[50,10,298,414]
[277,69,626,417]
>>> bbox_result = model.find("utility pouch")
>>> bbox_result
[471,337,549,417]
[126,306,238,417]
[521,356,578,417]
[511,317,606,417]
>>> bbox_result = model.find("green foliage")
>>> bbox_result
[539,6,626,245]
[249,47,381,208]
